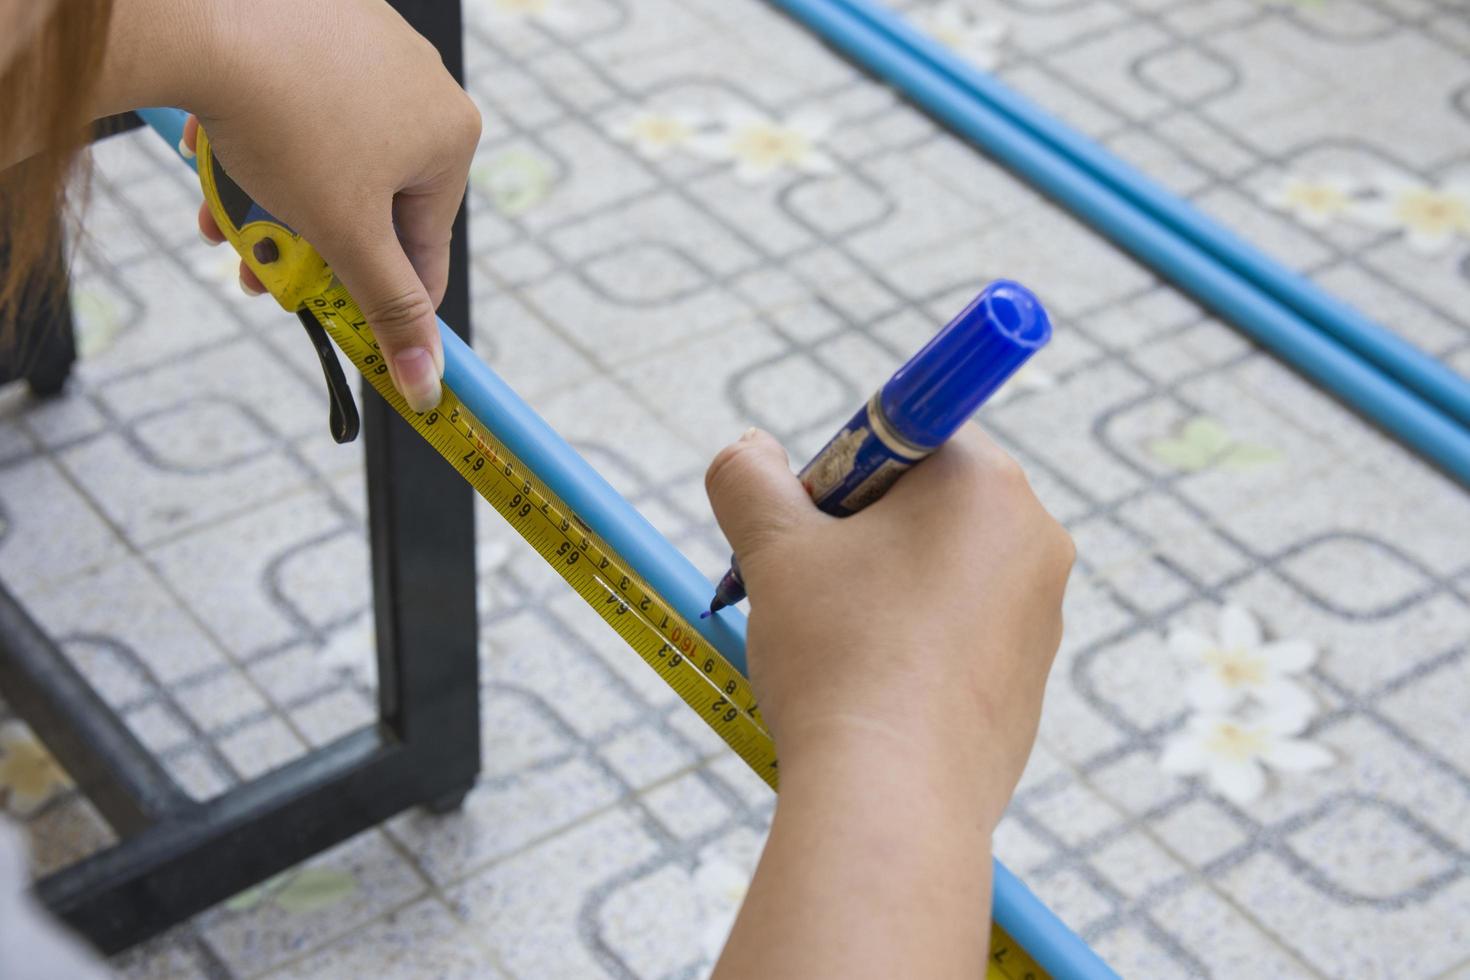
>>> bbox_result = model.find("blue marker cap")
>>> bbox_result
[879,279,1051,449]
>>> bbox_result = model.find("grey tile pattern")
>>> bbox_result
[0,0,1466,976]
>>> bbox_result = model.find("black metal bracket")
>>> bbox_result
[296,309,362,444]
[0,0,478,954]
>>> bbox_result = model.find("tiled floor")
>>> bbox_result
[2,0,1469,976]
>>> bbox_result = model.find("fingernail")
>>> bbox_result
[178,137,196,160]
[198,227,215,246]
[239,276,265,297]
[740,427,761,442]
[393,347,443,413]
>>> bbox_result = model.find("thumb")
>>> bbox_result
[327,220,445,414]
[705,429,820,562]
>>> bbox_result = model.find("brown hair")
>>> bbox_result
[1,0,116,332]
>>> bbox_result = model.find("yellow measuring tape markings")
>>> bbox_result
[195,130,1045,980]
[310,290,780,787]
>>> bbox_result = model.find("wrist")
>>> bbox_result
[93,0,232,119]
[776,715,1015,835]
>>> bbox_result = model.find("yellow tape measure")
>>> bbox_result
[195,130,1044,980]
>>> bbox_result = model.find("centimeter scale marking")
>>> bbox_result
[311,291,1045,980]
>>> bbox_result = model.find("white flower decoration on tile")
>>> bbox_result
[693,109,837,183]
[1159,708,1332,805]
[0,721,72,817]
[693,856,752,964]
[1148,417,1282,473]
[912,2,1010,70]
[1261,175,1358,229]
[319,612,376,681]
[1170,605,1316,719]
[472,148,555,216]
[608,109,708,161]
[224,867,359,914]
[1349,175,1470,256]
[71,290,125,358]
[474,0,580,29]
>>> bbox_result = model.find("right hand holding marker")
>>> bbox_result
[704,425,1073,827]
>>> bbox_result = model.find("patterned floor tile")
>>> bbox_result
[0,1,1462,977]
[267,897,510,980]
[194,829,427,977]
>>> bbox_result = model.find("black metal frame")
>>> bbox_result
[0,0,478,955]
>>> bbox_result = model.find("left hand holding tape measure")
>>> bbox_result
[170,0,481,414]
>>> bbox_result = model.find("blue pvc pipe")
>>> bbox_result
[134,107,194,172]
[827,0,1470,431]
[437,319,751,673]
[767,0,1470,487]
[994,862,1118,980]
[136,105,1105,980]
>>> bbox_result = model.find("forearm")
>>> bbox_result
[712,736,1000,979]
[0,0,221,168]
[92,0,226,120]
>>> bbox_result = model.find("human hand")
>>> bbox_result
[704,426,1073,827]
[183,0,480,412]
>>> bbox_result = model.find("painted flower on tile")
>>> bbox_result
[224,867,359,914]
[0,722,72,817]
[693,109,837,183]
[72,290,125,359]
[1349,176,1470,256]
[318,612,376,681]
[472,148,555,216]
[1159,708,1332,805]
[608,109,709,161]
[1261,175,1358,229]
[1148,417,1281,473]
[912,1,1010,71]
[473,0,580,29]
[1170,605,1317,719]
[693,856,752,964]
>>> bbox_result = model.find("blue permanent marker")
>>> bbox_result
[705,279,1051,615]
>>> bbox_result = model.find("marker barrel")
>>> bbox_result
[710,280,1051,611]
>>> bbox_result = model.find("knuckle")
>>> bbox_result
[954,429,1026,486]
[361,290,436,342]
[704,439,758,499]
[1052,523,1078,572]
[993,453,1028,490]
[457,94,484,144]
[1036,518,1076,588]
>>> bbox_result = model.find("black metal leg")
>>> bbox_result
[0,216,77,396]
[23,264,77,397]
[363,0,481,790]
[0,590,190,836]
[0,0,479,954]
